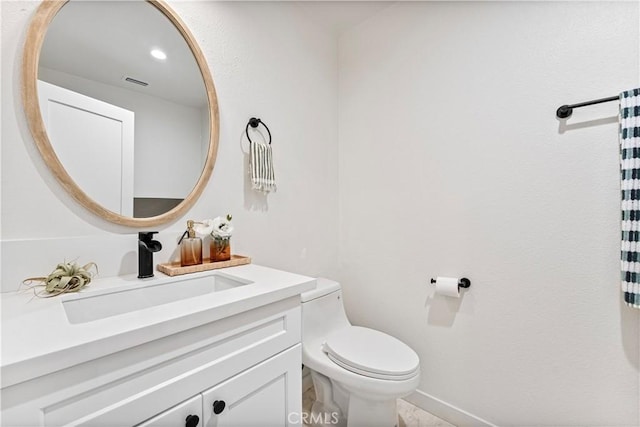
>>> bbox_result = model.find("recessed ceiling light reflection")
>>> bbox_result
[150,49,167,60]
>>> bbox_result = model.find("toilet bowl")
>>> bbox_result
[301,279,420,427]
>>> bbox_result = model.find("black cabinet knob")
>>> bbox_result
[185,414,199,427]
[212,400,226,415]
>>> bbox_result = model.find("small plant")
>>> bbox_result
[190,215,234,261]
[22,261,97,298]
[211,214,233,241]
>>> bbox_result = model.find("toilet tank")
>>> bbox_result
[301,278,351,342]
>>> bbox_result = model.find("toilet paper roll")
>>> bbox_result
[434,276,460,298]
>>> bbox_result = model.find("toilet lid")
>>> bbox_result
[323,326,419,380]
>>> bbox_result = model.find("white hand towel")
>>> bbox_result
[250,141,276,193]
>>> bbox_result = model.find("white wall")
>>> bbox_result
[38,67,207,199]
[1,1,339,289]
[338,2,640,426]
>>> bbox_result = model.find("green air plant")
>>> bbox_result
[22,261,98,297]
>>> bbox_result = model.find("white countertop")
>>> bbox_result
[1,264,315,388]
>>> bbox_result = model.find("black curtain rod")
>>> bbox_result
[556,95,620,119]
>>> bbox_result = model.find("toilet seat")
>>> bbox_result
[323,326,420,381]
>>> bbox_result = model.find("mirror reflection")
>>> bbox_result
[38,0,209,218]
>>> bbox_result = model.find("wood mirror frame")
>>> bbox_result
[22,0,219,227]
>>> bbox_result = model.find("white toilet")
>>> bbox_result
[301,279,420,427]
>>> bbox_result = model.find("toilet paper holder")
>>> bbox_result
[430,277,471,289]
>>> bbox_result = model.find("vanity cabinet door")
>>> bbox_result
[137,395,203,427]
[202,344,301,427]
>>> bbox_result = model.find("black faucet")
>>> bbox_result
[138,232,162,279]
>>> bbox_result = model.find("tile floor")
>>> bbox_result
[302,387,455,427]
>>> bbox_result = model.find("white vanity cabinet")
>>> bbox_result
[136,345,301,427]
[1,296,304,427]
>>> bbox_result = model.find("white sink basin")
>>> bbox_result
[62,273,251,324]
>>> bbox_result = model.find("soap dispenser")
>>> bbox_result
[180,220,203,267]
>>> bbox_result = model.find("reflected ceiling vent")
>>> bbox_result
[123,76,149,87]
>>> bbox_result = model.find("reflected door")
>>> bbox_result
[37,80,135,216]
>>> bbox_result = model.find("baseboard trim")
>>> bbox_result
[404,389,498,427]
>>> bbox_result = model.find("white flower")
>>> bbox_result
[193,219,214,236]
[211,216,233,239]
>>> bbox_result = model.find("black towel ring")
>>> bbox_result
[246,117,272,145]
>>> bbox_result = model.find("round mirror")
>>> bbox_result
[22,0,219,227]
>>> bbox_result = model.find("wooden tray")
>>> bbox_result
[157,255,251,277]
